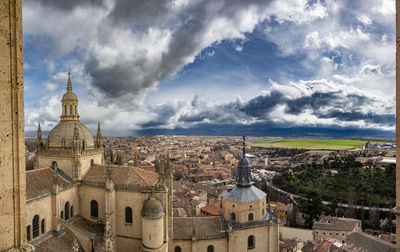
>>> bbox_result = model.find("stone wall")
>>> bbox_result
[0,0,27,250]
[222,196,266,223]
[228,225,279,252]
[279,226,313,242]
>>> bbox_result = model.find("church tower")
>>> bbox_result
[0,0,32,250]
[221,137,279,251]
[35,72,104,181]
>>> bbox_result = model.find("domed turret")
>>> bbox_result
[141,192,165,250]
[142,197,164,219]
[236,136,253,187]
[60,72,80,122]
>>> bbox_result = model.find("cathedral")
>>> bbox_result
[0,1,279,251]
[24,74,280,251]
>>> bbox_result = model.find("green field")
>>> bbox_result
[248,138,368,150]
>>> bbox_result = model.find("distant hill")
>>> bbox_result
[25,124,395,138]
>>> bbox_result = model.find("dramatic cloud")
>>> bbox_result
[24,0,276,105]
[23,0,395,136]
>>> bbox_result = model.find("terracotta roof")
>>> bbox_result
[26,168,69,200]
[34,229,80,252]
[82,165,158,188]
[200,201,221,216]
[313,216,361,232]
[173,217,225,240]
[346,232,396,252]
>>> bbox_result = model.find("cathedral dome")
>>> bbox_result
[142,197,164,219]
[47,121,95,149]
[62,91,78,102]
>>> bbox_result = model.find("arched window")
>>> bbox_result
[60,210,63,219]
[41,219,45,234]
[69,105,72,115]
[32,215,39,238]
[231,212,236,221]
[248,235,255,249]
[262,209,265,216]
[51,161,57,169]
[75,105,77,115]
[64,105,67,115]
[91,200,98,218]
[90,159,94,166]
[174,246,181,252]
[207,245,214,252]
[71,206,74,218]
[26,226,31,241]
[125,207,132,223]
[65,202,70,220]
[248,213,253,221]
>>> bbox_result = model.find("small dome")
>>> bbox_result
[62,91,78,101]
[238,157,251,167]
[142,197,164,219]
[47,121,94,149]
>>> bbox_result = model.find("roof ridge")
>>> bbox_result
[27,167,52,173]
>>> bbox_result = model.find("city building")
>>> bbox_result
[313,216,362,242]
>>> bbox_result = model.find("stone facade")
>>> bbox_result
[0,0,30,250]
[312,216,361,242]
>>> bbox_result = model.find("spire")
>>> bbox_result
[236,136,253,187]
[97,122,102,137]
[67,71,72,92]
[242,136,246,157]
[37,122,42,140]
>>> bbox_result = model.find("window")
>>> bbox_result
[248,235,255,249]
[248,213,253,221]
[27,226,31,241]
[71,206,74,218]
[64,105,67,115]
[70,105,72,115]
[231,212,236,221]
[262,209,264,216]
[207,245,214,252]
[60,211,63,219]
[90,159,94,166]
[174,246,181,252]
[41,219,45,234]
[75,105,77,115]
[65,202,70,220]
[51,161,57,169]
[91,200,98,218]
[32,215,39,238]
[125,207,132,223]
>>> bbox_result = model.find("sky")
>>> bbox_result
[23,0,396,137]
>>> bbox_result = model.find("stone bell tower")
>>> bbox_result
[0,0,29,250]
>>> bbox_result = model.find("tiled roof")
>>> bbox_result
[346,232,396,252]
[26,168,70,200]
[222,185,266,202]
[313,216,361,231]
[82,165,158,188]
[34,229,81,252]
[173,216,226,240]
[200,201,220,216]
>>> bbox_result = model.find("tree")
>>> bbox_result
[298,188,328,228]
